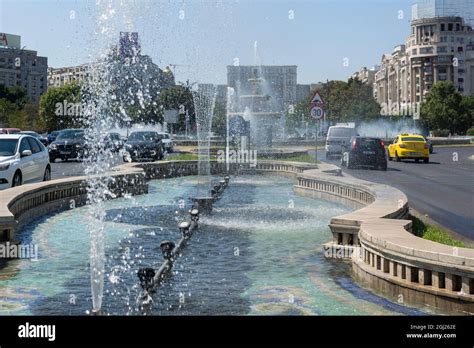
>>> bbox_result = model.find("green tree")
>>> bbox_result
[39,81,82,131]
[319,78,381,122]
[420,81,469,134]
[155,84,195,132]
[212,100,226,136]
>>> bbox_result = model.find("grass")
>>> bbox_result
[410,215,465,248]
[167,153,199,161]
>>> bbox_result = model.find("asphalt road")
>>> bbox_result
[314,146,474,240]
[51,154,124,180]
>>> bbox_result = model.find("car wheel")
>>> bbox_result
[380,163,387,171]
[12,171,22,187]
[415,158,420,163]
[387,150,392,161]
[395,152,401,162]
[50,156,56,163]
[423,157,429,163]
[43,165,51,181]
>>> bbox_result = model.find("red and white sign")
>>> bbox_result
[309,90,325,106]
[310,106,324,120]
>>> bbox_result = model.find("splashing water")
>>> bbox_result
[192,85,217,196]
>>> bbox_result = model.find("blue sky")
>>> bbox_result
[0,0,415,84]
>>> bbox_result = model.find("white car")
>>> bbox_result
[0,134,51,189]
[158,132,174,153]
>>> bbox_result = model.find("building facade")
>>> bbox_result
[0,33,48,102]
[227,65,310,113]
[48,63,98,88]
[48,32,174,90]
[412,0,474,27]
[374,16,474,115]
[350,67,378,85]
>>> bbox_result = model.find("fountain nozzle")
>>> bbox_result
[137,267,156,290]
[160,240,175,260]
[178,221,192,238]
[189,208,200,222]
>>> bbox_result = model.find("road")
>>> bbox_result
[314,146,474,240]
[51,155,123,180]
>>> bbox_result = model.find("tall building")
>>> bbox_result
[412,0,474,26]
[374,16,474,115]
[0,33,48,102]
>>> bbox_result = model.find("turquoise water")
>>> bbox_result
[0,175,424,315]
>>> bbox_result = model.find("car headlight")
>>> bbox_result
[0,163,10,171]
[49,144,57,150]
[75,144,81,148]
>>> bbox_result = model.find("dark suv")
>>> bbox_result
[48,129,87,162]
[340,136,387,170]
[123,131,164,162]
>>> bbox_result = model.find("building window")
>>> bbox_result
[448,23,453,31]
[456,23,460,31]
[441,23,445,31]
[437,46,448,53]
[412,48,417,55]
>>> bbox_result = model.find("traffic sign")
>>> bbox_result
[309,90,325,106]
[310,106,324,120]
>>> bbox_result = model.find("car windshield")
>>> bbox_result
[329,128,355,137]
[57,130,85,140]
[161,134,170,139]
[401,137,425,142]
[128,132,158,141]
[0,139,18,156]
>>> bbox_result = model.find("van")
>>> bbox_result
[325,126,358,159]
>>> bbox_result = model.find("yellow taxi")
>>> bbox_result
[387,133,430,163]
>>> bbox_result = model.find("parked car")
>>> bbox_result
[387,133,430,163]
[104,132,124,152]
[48,129,87,162]
[20,131,49,146]
[0,134,51,189]
[340,137,387,170]
[0,128,21,135]
[325,125,358,159]
[47,130,61,144]
[158,132,174,153]
[123,131,164,162]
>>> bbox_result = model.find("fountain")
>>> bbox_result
[191,84,217,213]
[228,43,282,149]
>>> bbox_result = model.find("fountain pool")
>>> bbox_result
[0,175,424,315]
